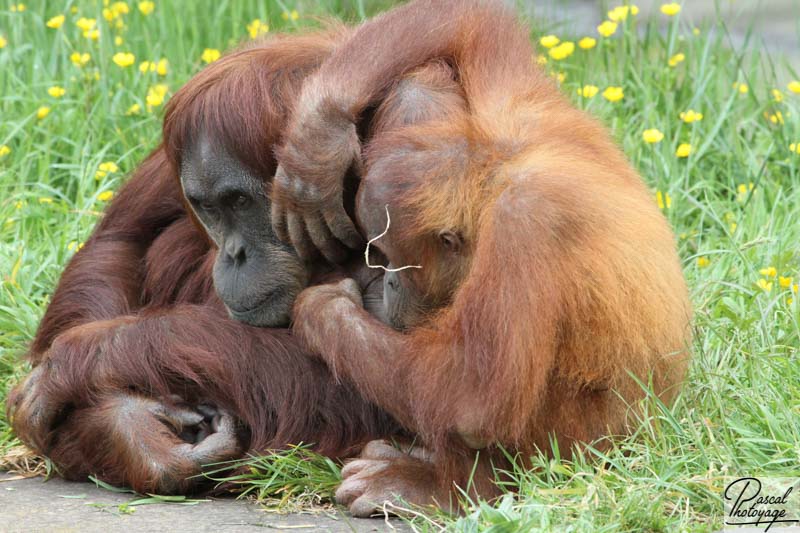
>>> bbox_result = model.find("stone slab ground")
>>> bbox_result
[0,473,407,533]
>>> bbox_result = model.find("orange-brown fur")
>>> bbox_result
[287,0,692,514]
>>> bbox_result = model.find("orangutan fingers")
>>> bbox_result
[304,212,349,264]
[323,204,364,251]
[286,211,317,262]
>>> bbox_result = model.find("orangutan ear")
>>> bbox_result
[438,229,463,254]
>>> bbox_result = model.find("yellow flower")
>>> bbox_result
[578,37,596,50]
[772,89,784,102]
[47,86,66,98]
[70,52,91,67]
[608,5,638,22]
[679,109,703,123]
[697,256,710,268]
[84,28,100,41]
[597,20,618,38]
[535,54,547,65]
[602,86,624,102]
[733,82,749,94]
[655,191,672,210]
[14,200,25,209]
[668,53,685,67]
[0,35,6,48]
[76,17,97,32]
[756,279,773,292]
[156,58,167,76]
[539,35,559,49]
[675,143,692,158]
[790,143,800,154]
[577,85,599,98]
[138,1,155,15]
[660,3,681,16]
[246,19,269,39]
[67,241,85,252]
[793,284,799,294]
[642,128,664,144]
[759,266,777,278]
[98,191,115,202]
[787,81,800,94]
[146,84,169,109]
[779,276,794,289]
[736,182,754,202]
[114,36,123,46]
[46,14,65,29]
[0,145,10,158]
[201,48,221,64]
[38,197,53,204]
[768,111,784,125]
[548,41,575,61]
[36,106,51,120]
[112,52,136,67]
[10,3,25,12]
[95,161,119,179]
[70,6,77,13]
[126,103,141,115]
[281,9,299,21]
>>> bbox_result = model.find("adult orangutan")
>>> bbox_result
[6,25,479,497]
[5,30,401,494]
[271,0,693,516]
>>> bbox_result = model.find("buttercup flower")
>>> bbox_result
[668,53,685,67]
[47,86,65,98]
[201,48,221,63]
[759,266,777,278]
[642,129,664,144]
[76,17,96,32]
[787,81,800,94]
[85,29,100,41]
[535,54,547,65]
[737,182,754,202]
[70,52,91,67]
[734,82,749,94]
[10,3,25,12]
[697,257,710,268]
[46,14,65,29]
[282,10,299,21]
[790,143,800,154]
[112,52,136,67]
[756,279,773,292]
[597,20,618,38]
[768,111,784,125]
[67,241,85,252]
[38,197,53,204]
[0,145,10,158]
[0,36,6,48]
[577,85,599,98]
[138,1,155,15]
[608,5,638,22]
[660,3,681,16]
[247,19,269,39]
[126,103,141,115]
[578,37,596,49]
[146,84,169,109]
[539,35,559,49]
[98,191,114,202]
[95,161,119,180]
[548,41,574,61]
[602,86,624,102]
[772,89,784,102]
[779,276,794,289]
[139,58,168,75]
[656,191,672,210]
[680,109,703,123]
[675,143,692,158]
[36,106,51,120]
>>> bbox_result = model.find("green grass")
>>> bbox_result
[1,1,799,531]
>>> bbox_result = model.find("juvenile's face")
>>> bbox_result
[180,137,307,327]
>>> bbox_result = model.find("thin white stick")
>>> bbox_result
[364,205,423,272]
